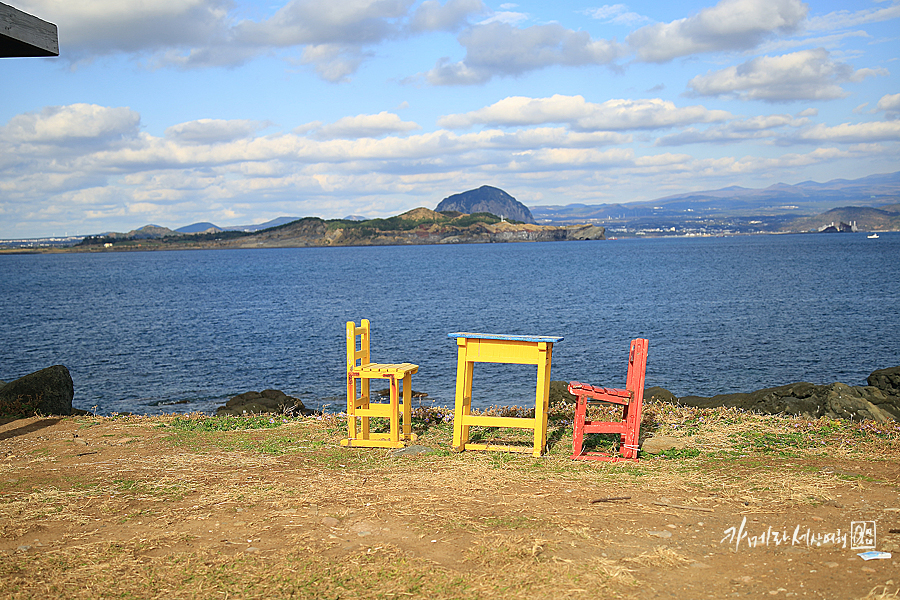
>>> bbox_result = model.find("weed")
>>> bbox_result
[0,393,42,418]
[167,414,293,431]
[651,447,701,460]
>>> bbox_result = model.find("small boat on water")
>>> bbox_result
[867,233,879,239]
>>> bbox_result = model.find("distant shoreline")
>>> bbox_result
[2,227,881,255]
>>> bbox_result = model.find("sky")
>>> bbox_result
[1,0,899,238]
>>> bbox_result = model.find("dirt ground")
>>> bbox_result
[1,413,898,599]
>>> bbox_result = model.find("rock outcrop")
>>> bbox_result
[436,186,536,224]
[549,381,576,405]
[216,389,315,416]
[0,366,75,417]
[868,366,900,419]
[565,224,607,240]
[676,369,900,422]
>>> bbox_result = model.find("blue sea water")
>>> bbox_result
[1,233,898,416]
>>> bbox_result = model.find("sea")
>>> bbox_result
[2,233,898,416]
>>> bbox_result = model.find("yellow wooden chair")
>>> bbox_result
[342,319,419,449]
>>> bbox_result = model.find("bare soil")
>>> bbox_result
[1,412,898,599]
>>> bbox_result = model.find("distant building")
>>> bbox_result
[819,221,858,233]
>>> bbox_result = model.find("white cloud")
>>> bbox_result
[409,0,486,32]
[421,22,623,85]
[687,48,886,102]
[234,0,411,47]
[513,147,634,170]
[477,9,529,26]
[806,2,900,31]
[18,0,232,56]
[627,0,808,63]
[876,93,900,120]
[584,4,650,26]
[297,44,366,83]
[798,121,900,143]
[1,104,141,145]
[439,95,730,131]
[15,0,483,80]
[165,119,272,144]
[655,114,810,145]
[311,112,422,139]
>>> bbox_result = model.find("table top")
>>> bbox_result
[448,332,563,343]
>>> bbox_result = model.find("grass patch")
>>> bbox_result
[166,414,291,431]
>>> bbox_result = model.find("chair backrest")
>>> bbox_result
[625,338,649,401]
[347,319,371,371]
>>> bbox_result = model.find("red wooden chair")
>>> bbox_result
[568,338,648,462]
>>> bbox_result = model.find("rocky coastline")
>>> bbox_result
[47,208,608,253]
[3,365,900,423]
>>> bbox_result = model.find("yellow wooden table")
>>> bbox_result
[448,332,563,457]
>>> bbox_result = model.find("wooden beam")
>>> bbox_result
[0,2,59,57]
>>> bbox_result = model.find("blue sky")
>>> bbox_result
[2,0,899,238]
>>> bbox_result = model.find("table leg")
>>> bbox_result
[533,342,552,457]
[453,345,474,451]
[462,360,473,444]
[402,372,412,440]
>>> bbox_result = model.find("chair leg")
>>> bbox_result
[622,339,647,459]
[347,374,358,441]
[621,402,637,459]
[571,394,587,458]
[389,376,400,444]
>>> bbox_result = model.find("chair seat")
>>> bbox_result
[355,362,419,377]
[567,381,631,405]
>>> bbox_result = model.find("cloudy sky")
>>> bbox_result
[2,0,899,238]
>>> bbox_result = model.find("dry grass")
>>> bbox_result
[860,586,900,600]
[1,404,898,599]
[622,546,691,568]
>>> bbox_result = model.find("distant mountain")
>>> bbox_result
[98,224,176,239]
[176,222,222,234]
[531,171,900,223]
[436,185,536,224]
[225,217,300,232]
[173,217,303,234]
[94,217,302,239]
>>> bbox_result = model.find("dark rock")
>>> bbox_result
[549,381,576,405]
[565,224,607,240]
[216,389,315,416]
[868,366,900,395]
[646,386,678,403]
[436,186,536,224]
[867,366,900,419]
[0,366,74,417]
[678,380,895,422]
